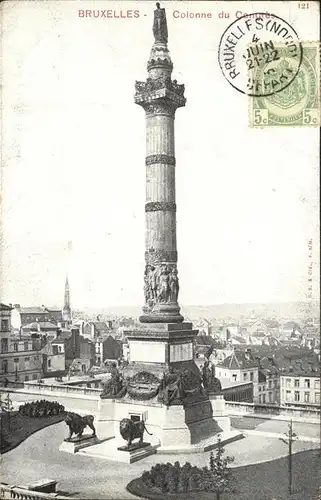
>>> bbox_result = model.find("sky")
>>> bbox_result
[0,1,320,309]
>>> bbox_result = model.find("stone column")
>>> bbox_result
[135,36,185,324]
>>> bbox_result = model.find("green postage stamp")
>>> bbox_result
[249,42,320,127]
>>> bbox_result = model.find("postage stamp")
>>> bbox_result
[249,42,320,127]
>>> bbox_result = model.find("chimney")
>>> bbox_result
[71,327,80,358]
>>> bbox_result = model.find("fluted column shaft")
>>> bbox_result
[145,113,177,265]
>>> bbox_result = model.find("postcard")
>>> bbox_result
[0,1,320,499]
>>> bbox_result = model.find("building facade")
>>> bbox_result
[280,373,320,406]
[41,338,66,376]
[11,305,63,330]
[1,336,43,382]
[94,335,122,365]
[216,350,259,402]
[1,304,43,383]
[258,369,280,404]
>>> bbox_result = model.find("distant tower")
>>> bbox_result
[62,275,72,326]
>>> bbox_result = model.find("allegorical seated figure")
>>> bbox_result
[64,412,96,441]
[202,359,222,394]
[158,367,185,405]
[101,362,125,398]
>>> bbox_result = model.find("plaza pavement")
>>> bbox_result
[1,420,319,499]
[231,415,320,441]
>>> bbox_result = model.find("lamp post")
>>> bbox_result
[280,420,298,495]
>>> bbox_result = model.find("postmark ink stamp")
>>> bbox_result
[249,42,320,127]
[218,13,303,97]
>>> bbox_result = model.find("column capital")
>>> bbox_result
[134,77,186,116]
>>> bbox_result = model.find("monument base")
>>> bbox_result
[117,441,151,452]
[59,434,102,454]
[79,438,157,463]
[124,322,199,380]
[158,429,243,454]
[95,395,239,453]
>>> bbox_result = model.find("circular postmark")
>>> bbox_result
[218,13,303,96]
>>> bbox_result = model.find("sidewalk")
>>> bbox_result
[243,429,320,444]
[228,410,320,424]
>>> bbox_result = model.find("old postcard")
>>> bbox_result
[0,1,320,499]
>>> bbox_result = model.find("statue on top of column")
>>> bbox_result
[153,3,168,44]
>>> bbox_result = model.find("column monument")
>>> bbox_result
[126,2,199,377]
[136,2,184,325]
[88,4,238,459]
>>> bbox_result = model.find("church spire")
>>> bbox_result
[62,274,72,325]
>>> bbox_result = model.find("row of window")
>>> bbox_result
[1,356,40,373]
[1,339,38,353]
[283,378,320,389]
[0,319,10,331]
[259,380,278,391]
[258,392,274,403]
[284,390,320,404]
[52,345,63,355]
[12,373,38,382]
[231,372,255,382]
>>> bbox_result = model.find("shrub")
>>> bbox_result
[139,444,235,497]
[140,461,218,494]
[18,400,65,418]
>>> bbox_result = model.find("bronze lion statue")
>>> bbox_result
[119,418,152,447]
[64,411,96,441]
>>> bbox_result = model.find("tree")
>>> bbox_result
[209,437,235,500]
[0,393,13,431]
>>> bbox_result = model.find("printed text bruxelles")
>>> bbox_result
[78,10,140,18]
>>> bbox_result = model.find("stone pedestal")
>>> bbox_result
[78,436,157,463]
[59,435,101,454]
[124,322,199,379]
[95,395,241,455]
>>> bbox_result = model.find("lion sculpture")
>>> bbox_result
[119,417,152,447]
[64,411,96,441]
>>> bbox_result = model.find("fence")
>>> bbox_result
[0,483,72,500]
[14,382,101,397]
[225,401,320,420]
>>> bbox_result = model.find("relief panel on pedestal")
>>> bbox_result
[143,263,179,311]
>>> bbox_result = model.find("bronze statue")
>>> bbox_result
[157,265,170,302]
[101,363,124,398]
[153,3,168,44]
[119,418,153,447]
[202,359,211,391]
[159,367,185,404]
[64,412,96,440]
[202,360,222,394]
[169,267,179,302]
